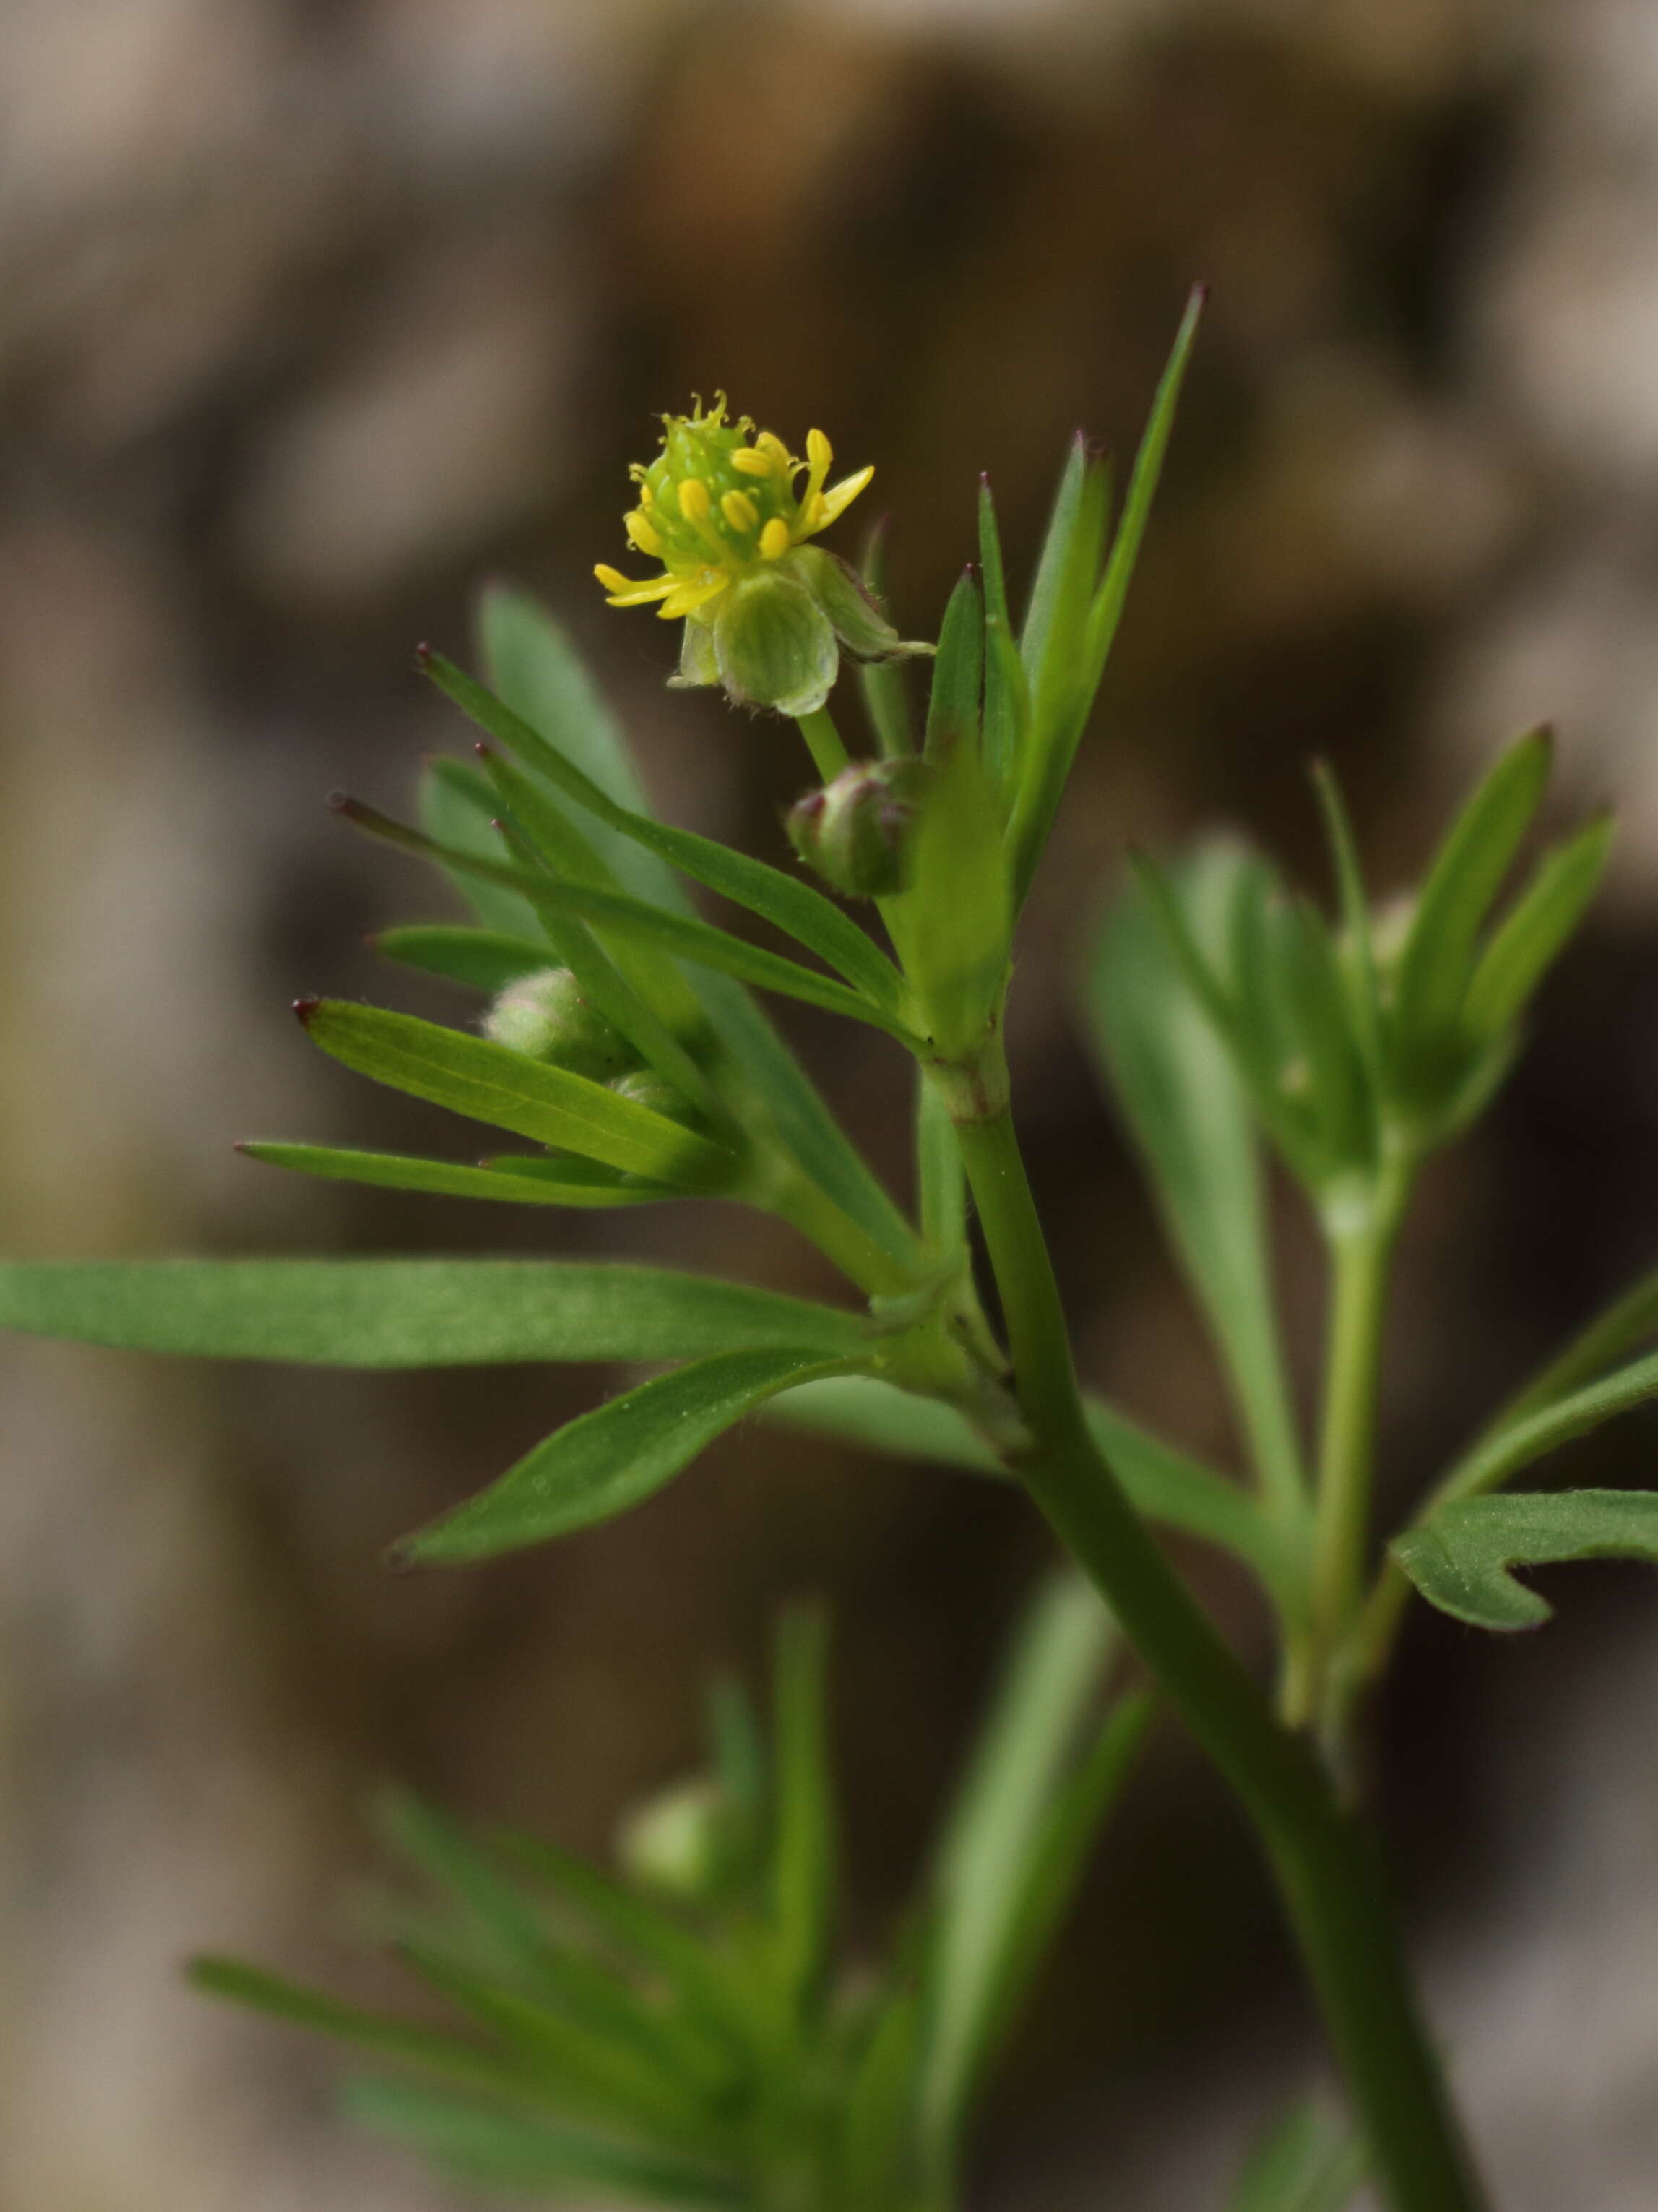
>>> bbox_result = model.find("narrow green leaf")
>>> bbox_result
[1230,2098,1366,2212]
[397,1346,858,1565]
[238,1140,671,1209]
[0,1257,871,1365]
[1084,848,1308,1516]
[374,925,554,994]
[418,757,541,937]
[1393,1489,1658,1631]
[899,736,1009,1060]
[977,478,1018,802]
[1018,434,1097,692]
[344,2078,743,2208]
[189,1957,511,2093]
[838,1984,924,2206]
[1462,813,1614,1044]
[426,653,907,1013]
[857,520,915,760]
[1431,1346,1658,1509]
[1492,1257,1658,1432]
[1391,728,1553,1051]
[917,1572,1115,2164]
[297,998,738,1186]
[768,1604,835,2013]
[923,570,983,763]
[1309,762,1384,1084]
[478,584,675,908]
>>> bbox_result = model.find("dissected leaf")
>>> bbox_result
[0,1258,871,1366]
[397,1346,858,1565]
[1393,1489,1658,1630]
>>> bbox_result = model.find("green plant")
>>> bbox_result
[7,293,1658,2208]
[192,1576,1144,2211]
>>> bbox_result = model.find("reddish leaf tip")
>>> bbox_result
[292,996,321,1025]
[413,641,433,667]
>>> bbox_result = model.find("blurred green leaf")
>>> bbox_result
[1229,2097,1365,2212]
[977,478,1019,803]
[297,999,738,1185]
[1391,728,1552,1073]
[915,1070,968,1256]
[0,1257,870,1365]
[1310,762,1384,1086]
[916,1573,1126,2170]
[1085,846,1307,1518]
[923,570,983,762]
[1394,1489,1658,1631]
[900,736,1009,1061]
[1433,1346,1658,1507]
[1490,1256,1658,1433]
[838,1984,924,2207]
[397,1346,858,1565]
[238,1140,672,1209]
[189,1958,509,2093]
[373,924,553,994]
[768,1605,836,2017]
[856,522,915,761]
[345,2079,742,2207]
[1461,813,1614,1045]
[418,757,542,937]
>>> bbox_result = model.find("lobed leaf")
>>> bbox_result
[1393,1489,1658,1631]
[0,1257,871,1366]
[397,1346,859,1565]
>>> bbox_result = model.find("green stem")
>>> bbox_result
[1310,1197,1403,1672]
[794,707,850,783]
[953,1105,1485,2212]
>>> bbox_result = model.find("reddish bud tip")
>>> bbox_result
[1191,279,1211,305]
[292,997,321,1025]
[326,789,351,813]
[413,641,433,667]
[473,740,492,758]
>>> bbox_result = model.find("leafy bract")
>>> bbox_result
[1085,845,1306,1517]
[397,1346,858,1565]
[1393,1490,1658,1631]
[0,1258,871,1366]
[297,999,739,1187]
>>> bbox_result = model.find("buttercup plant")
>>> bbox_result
[7,285,1658,2208]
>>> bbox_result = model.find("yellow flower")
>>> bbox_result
[595,397,927,718]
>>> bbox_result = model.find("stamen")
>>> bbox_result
[721,490,759,533]
[625,510,664,556]
[731,447,774,478]
[759,517,791,560]
[678,478,712,523]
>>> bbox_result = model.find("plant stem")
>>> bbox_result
[953,1104,1485,2212]
[1309,1189,1404,1682]
[795,707,851,782]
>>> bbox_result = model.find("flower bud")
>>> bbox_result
[787,759,927,899]
[483,967,636,1082]
[608,1067,704,1129]
[616,1778,734,1903]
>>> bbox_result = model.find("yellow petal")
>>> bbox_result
[759,517,791,560]
[811,464,875,531]
[720,489,759,533]
[756,431,793,473]
[595,563,676,606]
[657,572,729,619]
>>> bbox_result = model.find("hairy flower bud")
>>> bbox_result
[595,397,931,716]
[608,1067,704,1130]
[483,967,636,1081]
[787,759,927,898]
[616,1778,735,1903]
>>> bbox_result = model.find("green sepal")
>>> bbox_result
[669,614,721,690]
[712,569,839,718]
[790,543,923,663]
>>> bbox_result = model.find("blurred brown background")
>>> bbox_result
[6,1,1658,2205]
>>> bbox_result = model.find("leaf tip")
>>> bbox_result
[413,640,433,670]
[292,996,321,1026]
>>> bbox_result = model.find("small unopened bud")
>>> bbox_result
[616,1778,732,1902]
[608,1067,704,1129]
[787,759,927,899]
[483,968,636,1081]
